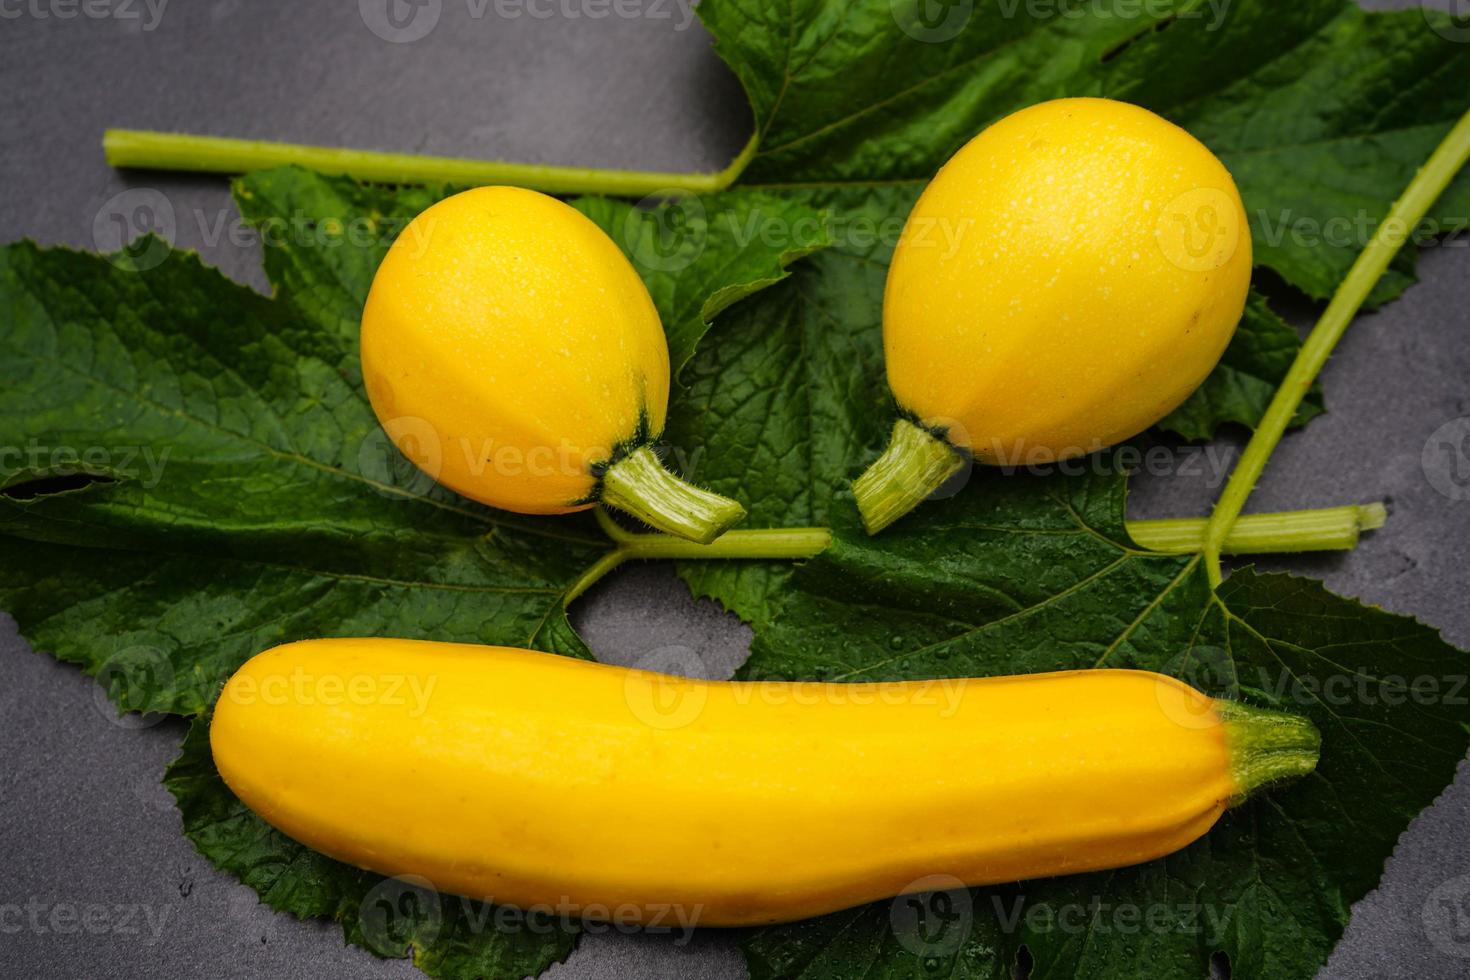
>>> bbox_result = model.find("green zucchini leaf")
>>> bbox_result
[738,490,1470,979]
[0,169,826,710]
[1158,291,1326,442]
[575,192,830,375]
[0,170,825,979]
[667,186,895,626]
[0,239,604,716]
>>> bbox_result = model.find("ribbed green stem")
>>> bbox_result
[562,513,831,605]
[623,527,833,562]
[599,446,745,545]
[1217,700,1322,803]
[562,503,1386,605]
[1130,503,1386,555]
[1201,106,1470,586]
[103,129,756,195]
[853,419,966,534]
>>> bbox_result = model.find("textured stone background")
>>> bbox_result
[3,1,1468,977]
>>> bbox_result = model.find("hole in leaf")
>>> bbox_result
[1099,14,1177,64]
[2,471,118,501]
[1015,944,1033,980]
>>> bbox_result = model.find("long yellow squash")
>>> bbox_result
[211,638,1318,927]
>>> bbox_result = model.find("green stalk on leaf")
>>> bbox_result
[1201,107,1470,585]
[104,129,755,196]
[566,502,1387,605]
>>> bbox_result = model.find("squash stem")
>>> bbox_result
[1216,700,1321,803]
[1200,106,1470,585]
[619,524,833,563]
[600,446,746,545]
[1129,502,1386,555]
[561,501,1386,604]
[853,419,967,535]
[103,129,756,196]
[602,503,1383,563]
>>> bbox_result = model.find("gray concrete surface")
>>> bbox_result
[3,1,1469,978]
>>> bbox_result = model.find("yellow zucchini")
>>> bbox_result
[855,98,1253,533]
[360,186,744,543]
[211,638,1317,927]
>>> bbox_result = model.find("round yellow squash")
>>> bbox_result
[360,186,743,543]
[211,638,1317,928]
[855,97,1252,533]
